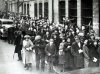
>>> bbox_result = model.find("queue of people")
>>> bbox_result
[3,15,100,73]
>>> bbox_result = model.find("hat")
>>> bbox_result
[49,39,54,42]
[35,35,41,40]
[24,35,30,38]
[78,32,84,36]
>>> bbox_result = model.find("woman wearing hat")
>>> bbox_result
[64,37,74,70]
[83,40,89,68]
[58,38,66,72]
[22,35,34,70]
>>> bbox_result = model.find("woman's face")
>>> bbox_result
[69,32,71,36]
[54,35,57,38]
[49,39,54,45]
[84,40,88,45]
[94,41,97,46]
[75,38,80,43]
[62,39,65,42]
[67,38,70,42]
[26,38,29,41]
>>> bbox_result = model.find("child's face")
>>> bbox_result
[67,38,70,42]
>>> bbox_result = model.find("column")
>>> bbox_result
[26,2,27,15]
[29,1,35,18]
[93,0,99,36]
[77,0,81,29]
[9,2,11,12]
[65,0,69,18]
[42,0,44,18]
[23,2,24,14]
[54,0,59,24]
[37,0,39,19]
[7,0,10,12]
[48,0,52,23]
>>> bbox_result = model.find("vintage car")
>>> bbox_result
[0,19,14,38]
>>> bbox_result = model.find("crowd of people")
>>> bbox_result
[2,15,100,73]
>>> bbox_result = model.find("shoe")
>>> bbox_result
[24,67,29,70]
[17,59,22,61]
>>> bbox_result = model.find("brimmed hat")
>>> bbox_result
[35,35,41,40]
[78,32,84,36]
[24,35,30,38]
[49,38,54,42]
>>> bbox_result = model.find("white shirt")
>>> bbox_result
[78,42,81,48]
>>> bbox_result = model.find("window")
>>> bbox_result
[34,3,37,17]
[44,2,48,19]
[39,3,42,18]
[59,1,65,24]
[69,0,77,23]
[81,0,93,25]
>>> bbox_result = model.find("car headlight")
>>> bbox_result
[0,28,4,33]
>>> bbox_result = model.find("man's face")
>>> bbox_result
[94,41,97,45]
[75,38,80,43]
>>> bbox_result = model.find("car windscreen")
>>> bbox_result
[2,21,13,24]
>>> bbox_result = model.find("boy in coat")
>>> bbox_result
[45,38,56,73]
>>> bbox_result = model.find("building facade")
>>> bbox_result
[0,0,5,12]
[8,0,100,36]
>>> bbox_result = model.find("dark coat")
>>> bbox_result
[14,35,23,53]
[8,27,15,39]
[45,43,56,62]
[88,40,99,67]
[43,35,51,41]
[64,42,74,68]
[33,39,46,55]
[71,42,84,68]
[59,42,66,64]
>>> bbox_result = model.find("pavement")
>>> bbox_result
[1,39,100,74]
[0,40,49,74]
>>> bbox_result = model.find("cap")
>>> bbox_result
[24,35,30,38]
[35,35,41,40]
[49,38,54,42]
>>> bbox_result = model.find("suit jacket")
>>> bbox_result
[14,35,23,53]
[71,42,84,68]
[45,43,56,56]
[83,44,89,60]
[71,42,83,57]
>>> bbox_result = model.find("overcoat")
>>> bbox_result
[22,39,33,64]
[71,42,84,68]
[64,42,74,68]
[83,44,89,68]
[88,40,99,67]
[14,35,23,53]
[59,42,66,64]
[45,43,56,63]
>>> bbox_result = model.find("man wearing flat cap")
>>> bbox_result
[33,35,46,71]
